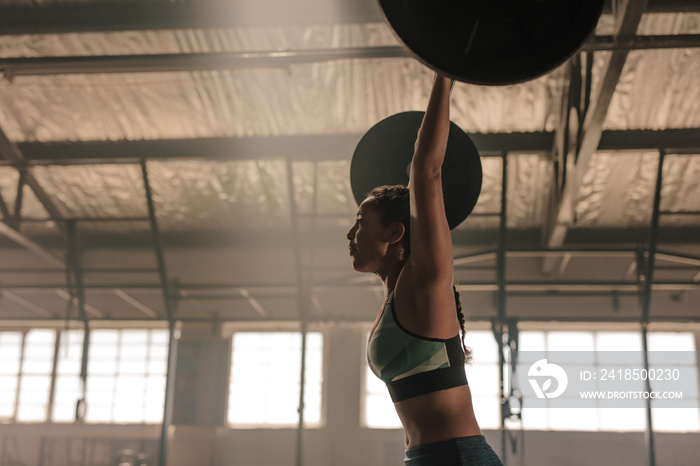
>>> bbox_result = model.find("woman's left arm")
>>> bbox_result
[408,74,454,286]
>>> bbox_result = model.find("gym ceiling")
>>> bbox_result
[0,0,698,324]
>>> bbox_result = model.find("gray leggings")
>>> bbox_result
[404,435,504,466]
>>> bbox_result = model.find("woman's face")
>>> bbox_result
[346,198,392,273]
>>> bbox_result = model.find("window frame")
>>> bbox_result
[0,321,170,426]
[222,322,328,429]
[516,322,700,432]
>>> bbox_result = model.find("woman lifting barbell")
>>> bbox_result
[347,74,504,466]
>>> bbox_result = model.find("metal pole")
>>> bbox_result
[140,160,173,321]
[642,151,665,322]
[297,315,308,466]
[294,159,321,466]
[65,220,90,423]
[160,320,178,465]
[2,35,700,76]
[286,159,308,466]
[12,333,27,422]
[492,321,506,465]
[498,153,508,464]
[641,323,656,466]
[141,160,177,466]
[637,150,664,466]
[12,170,25,230]
[498,153,507,320]
[0,189,10,221]
[46,330,61,420]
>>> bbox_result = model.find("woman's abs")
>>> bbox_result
[395,384,482,449]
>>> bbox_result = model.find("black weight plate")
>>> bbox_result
[379,0,604,85]
[351,111,482,230]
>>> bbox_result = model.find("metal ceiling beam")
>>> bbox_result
[2,225,700,250]
[0,290,53,317]
[0,127,64,221]
[582,34,700,51]
[114,289,159,319]
[0,0,382,35]
[0,0,697,35]
[544,0,651,271]
[0,220,63,267]
[1,35,698,79]
[656,250,700,268]
[0,191,10,222]
[597,129,700,153]
[238,288,269,318]
[1,314,700,323]
[1,280,698,293]
[7,129,697,166]
[54,289,105,318]
[0,47,410,77]
[0,126,81,327]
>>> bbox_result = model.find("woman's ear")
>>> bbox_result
[387,222,406,245]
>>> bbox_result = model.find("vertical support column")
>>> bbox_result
[141,160,177,466]
[641,323,656,466]
[161,320,179,463]
[0,188,10,222]
[494,154,522,463]
[492,321,506,463]
[11,333,27,422]
[497,153,508,464]
[497,153,507,320]
[76,322,90,422]
[46,330,62,421]
[639,150,664,466]
[11,170,26,230]
[297,308,309,466]
[641,151,665,323]
[286,159,309,466]
[66,220,89,423]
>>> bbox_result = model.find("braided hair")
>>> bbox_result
[366,185,472,363]
[454,285,472,364]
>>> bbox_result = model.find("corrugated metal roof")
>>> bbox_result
[0,4,698,321]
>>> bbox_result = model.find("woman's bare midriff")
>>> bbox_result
[395,384,482,450]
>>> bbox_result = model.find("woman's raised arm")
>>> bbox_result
[408,74,454,286]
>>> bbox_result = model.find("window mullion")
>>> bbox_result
[46,329,61,423]
[11,332,27,423]
[143,330,152,424]
[112,330,122,422]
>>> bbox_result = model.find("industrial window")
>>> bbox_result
[0,330,55,422]
[362,330,500,429]
[519,330,624,431]
[85,329,169,424]
[52,329,85,422]
[228,331,324,427]
[0,327,169,424]
[647,332,699,433]
[0,332,21,420]
[518,330,699,433]
[363,364,401,428]
[464,331,501,429]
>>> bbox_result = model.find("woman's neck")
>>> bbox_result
[376,256,407,299]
